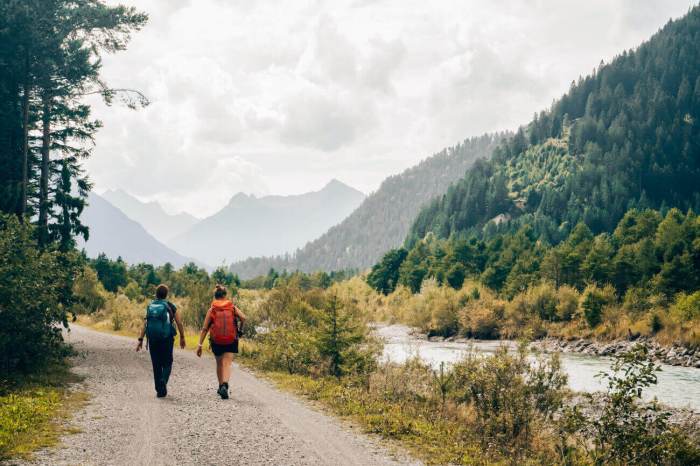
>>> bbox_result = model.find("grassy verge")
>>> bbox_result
[263,371,475,465]
[234,342,480,465]
[0,362,88,461]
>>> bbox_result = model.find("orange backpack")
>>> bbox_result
[209,299,237,345]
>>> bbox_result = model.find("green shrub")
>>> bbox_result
[451,345,567,458]
[581,284,615,328]
[0,216,77,374]
[555,285,580,321]
[71,266,107,315]
[252,287,380,379]
[670,291,700,322]
[122,281,142,301]
[565,345,700,465]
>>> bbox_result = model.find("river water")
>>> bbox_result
[377,325,700,412]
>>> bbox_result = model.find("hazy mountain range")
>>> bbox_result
[79,193,195,268]
[230,133,506,278]
[102,189,199,244]
[169,180,365,267]
[80,180,365,269]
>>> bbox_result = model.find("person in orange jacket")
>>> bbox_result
[196,284,246,399]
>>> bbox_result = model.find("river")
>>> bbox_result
[377,325,700,412]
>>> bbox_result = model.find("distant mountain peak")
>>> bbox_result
[170,181,367,266]
[320,179,364,196]
[101,188,198,243]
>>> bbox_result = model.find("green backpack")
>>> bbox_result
[145,300,173,341]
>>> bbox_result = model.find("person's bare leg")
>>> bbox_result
[221,353,234,384]
[215,356,223,385]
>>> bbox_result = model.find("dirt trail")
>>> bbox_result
[13,326,418,466]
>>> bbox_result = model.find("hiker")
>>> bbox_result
[136,284,186,398]
[196,284,246,399]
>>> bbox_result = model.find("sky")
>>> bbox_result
[89,0,697,217]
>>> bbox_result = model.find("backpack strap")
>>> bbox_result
[166,301,176,322]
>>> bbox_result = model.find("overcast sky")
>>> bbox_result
[89,0,696,217]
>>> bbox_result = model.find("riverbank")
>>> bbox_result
[414,331,700,368]
[533,336,700,368]
[383,325,700,411]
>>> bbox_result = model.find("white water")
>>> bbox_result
[377,325,700,412]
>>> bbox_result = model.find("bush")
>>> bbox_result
[370,357,434,403]
[564,345,700,465]
[460,287,504,339]
[103,294,143,333]
[181,282,214,330]
[0,216,77,374]
[670,291,700,322]
[122,281,142,301]
[252,287,380,380]
[451,345,567,458]
[71,266,107,315]
[257,326,320,375]
[581,284,615,328]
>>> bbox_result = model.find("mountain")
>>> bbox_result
[101,189,198,243]
[366,6,700,297]
[230,133,506,278]
[169,180,365,267]
[407,7,700,246]
[79,192,197,268]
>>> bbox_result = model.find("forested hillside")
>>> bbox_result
[368,6,700,337]
[231,133,505,278]
[408,8,700,247]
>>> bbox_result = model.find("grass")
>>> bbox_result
[232,342,481,465]
[0,362,88,461]
[267,373,474,465]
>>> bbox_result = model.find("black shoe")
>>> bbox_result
[217,383,229,400]
[157,385,167,398]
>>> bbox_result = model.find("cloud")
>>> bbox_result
[279,84,375,151]
[89,0,696,216]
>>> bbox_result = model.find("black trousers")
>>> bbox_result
[148,337,174,393]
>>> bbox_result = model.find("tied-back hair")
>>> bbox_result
[214,284,227,299]
[156,284,169,300]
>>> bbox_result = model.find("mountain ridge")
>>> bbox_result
[79,192,200,268]
[102,189,199,244]
[230,133,507,278]
[169,179,366,267]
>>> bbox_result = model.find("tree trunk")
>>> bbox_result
[38,92,51,246]
[20,58,30,218]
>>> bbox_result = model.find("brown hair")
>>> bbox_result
[156,284,169,300]
[214,284,227,299]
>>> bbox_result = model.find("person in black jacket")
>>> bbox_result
[136,284,186,397]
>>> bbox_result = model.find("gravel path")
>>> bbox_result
[11,326,418,466]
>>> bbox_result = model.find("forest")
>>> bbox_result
[407,8,700,246]
[367,6,700,347]
[0,0,146,373]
